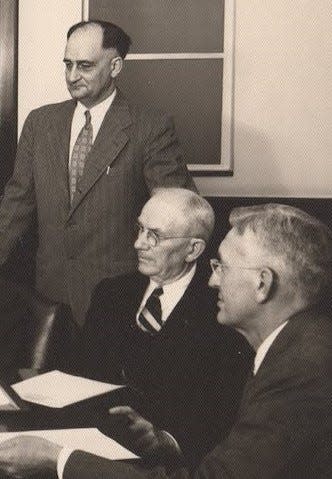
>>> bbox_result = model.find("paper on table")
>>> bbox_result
[12,370,124,408]
[0,428,138,460]
[0,386,20,410]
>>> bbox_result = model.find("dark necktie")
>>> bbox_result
[69,110,93,204]
[137,287,164,334]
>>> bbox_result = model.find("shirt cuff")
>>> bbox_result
[57,447,74,479]
[160,431,181,453]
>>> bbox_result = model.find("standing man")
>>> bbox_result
[0,21,195,324]
[0,203,329,479]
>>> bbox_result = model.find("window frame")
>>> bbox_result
[82,0,235,175]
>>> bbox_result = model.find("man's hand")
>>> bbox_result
[0,436,61,477]
[108,406,181,461]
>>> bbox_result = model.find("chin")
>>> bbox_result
[216,307,229,325]
[138,262,155,277]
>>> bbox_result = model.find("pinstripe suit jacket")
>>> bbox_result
[0,91,195,323]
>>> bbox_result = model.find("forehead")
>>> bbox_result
[219,228,261,262]
[139,197,186,232]
[65,25,107,59]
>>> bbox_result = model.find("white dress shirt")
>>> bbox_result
[136,264,197,324]
[253,321,289,375]
[69,89,117,161]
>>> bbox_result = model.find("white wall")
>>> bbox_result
[18,0,332,198]
[198,0,332,197]
[18,0,82,133]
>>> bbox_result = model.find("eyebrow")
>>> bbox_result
[63,59,95,65]
[137,221,163,235]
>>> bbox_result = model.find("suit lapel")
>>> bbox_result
[125,273,150,329]
[47,100,76,208]
[157,270,200,337]
[68,92,132,216]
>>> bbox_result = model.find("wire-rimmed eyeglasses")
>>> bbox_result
[135,223,196,248]
[210,258,264,276]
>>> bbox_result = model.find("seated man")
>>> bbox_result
[78,188,252,465]
[0,203,330,479]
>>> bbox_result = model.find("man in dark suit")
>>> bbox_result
[0,20,195,324]
[77,188,251,467]
[1,203,331,478]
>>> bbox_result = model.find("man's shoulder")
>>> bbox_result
[295,309,332,364]
[256,308,332,388]
[92,272,147,300]
[28,99,75,119]
[280,308,332,354]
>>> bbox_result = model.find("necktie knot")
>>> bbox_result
[152,287,163,298]
[84,110,92,127]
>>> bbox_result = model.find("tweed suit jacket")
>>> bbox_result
[64,307,332,479]
[79,267,252,467]
[0,91,195,324]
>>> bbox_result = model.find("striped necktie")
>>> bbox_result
[69,110,93,204]
[137,287,164,334]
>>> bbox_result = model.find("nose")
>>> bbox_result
[208,270,219,289]
[134,230,150,250]
[67,64,81,83]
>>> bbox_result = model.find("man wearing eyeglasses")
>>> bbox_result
[75,187,251,468]
[0,203,331,478]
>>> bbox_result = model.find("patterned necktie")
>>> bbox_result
[137,287,164,334]
[69,110,93,204]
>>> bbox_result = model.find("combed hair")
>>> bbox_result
[152,188,215,243]
[67,20,132,58]
[230,203,332,306]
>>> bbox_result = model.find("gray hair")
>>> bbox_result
[229,203,332,306]
[152,188,215,243]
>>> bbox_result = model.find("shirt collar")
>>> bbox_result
[76,88,117,118]
[254,321,288,375]
[150,263,197,295]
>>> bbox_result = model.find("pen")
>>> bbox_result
[106,166,110,175]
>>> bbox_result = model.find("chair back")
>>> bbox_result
[24,292,77,371]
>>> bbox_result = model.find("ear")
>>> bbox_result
[185,239,206,262]
[255,267,275,303]
[111,56,123,78]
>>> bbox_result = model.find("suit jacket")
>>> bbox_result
[0,91,195,324]
[64,307,332,479]
[78,267,253,467]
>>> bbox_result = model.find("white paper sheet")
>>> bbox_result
[0,386,20,410]
[12,370,124,408]
[0,428,138,460]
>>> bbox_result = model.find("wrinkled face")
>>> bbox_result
[64,25,118,108]
[134,197,193,284]
[209,229,259,329]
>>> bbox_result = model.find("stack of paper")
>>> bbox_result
[0,428,138,460]
[12,370,124,408]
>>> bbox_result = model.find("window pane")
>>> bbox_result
[89,0,224,53]
[118,59,222,165]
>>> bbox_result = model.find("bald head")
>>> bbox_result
[64,21,130,108]
[149,188,215,242]
[67,21,131,58]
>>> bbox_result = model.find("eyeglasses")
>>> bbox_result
[135,223,195,248]
[210,258,264,276]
